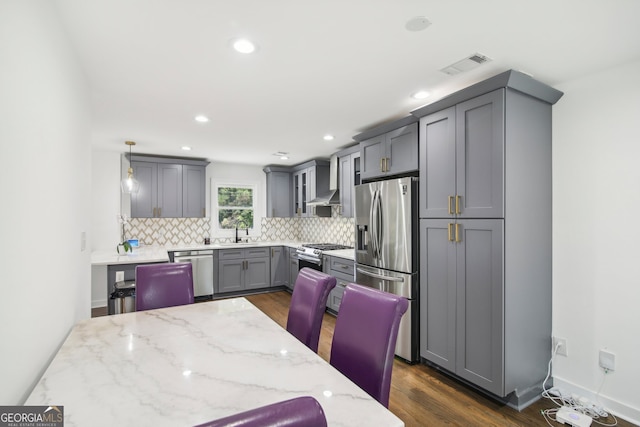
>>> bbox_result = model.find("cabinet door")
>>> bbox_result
[218,259,244,293]
[305,167,315,217]
[339,155,353,217]
[270,247,288,287]
[386,122,418,176]
[157,163,183,217]
[182,165,206,218]
[131,161,157,218]
[419,108,456,218]
[455,219,504,396]
[288,250,298,290]
[245,257,270,290]
[419,219,456,371]
[360,135,386,180]
[266,171,291,217]
[456,90,504,218]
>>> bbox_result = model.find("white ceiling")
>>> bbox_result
[54,0,640,166]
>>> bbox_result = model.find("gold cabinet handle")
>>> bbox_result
[158,207,162,217]
[385,157,390,172]
[153,207,157,217]
[448,196,454,215]
[455,223,461,243]
[448,223,454,242]
[380,158,384,172]
[456,195,461,215]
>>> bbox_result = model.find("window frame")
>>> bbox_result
[211,181,260,238]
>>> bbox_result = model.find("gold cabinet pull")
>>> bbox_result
[448,196,454,215]
[153,207,157,217]
[455,223,461,243]
[158,207,162,217]
[380,158,384,172]
[448,223,454,242]
[456,195,462,215]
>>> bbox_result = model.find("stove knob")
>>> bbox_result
[314,249,320,255]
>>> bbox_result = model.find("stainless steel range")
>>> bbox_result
[296,243,353,271]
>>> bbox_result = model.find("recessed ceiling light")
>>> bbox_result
[323,135,335,141]
[411,90,430,100]
[280,156,289,160]
[232,38,257,54]
[194,115,209,123]
[181,146,192,151]
[405,16,431,32]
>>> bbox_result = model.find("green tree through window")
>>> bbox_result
[218,186,254,229]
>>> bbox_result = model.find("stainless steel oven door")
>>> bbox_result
[297,255,323,272]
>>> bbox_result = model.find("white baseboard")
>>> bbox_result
[91,299,107,309]
[553,376,640,425]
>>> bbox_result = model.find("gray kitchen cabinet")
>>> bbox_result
[292,160,331,218]
[182,164,207,218]
[414,70,563,408]
[264,166,292,217]
[130,155,208,218]
[218,247,270,293]
[324,255,354,314]
[420,219,503,394]
[359,121,418,181]
[337,145,360,218]
[287,247,299,291]
[270,246,289,288]
[419,90,504,219]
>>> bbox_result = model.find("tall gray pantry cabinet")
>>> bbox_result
[414,70,563,409]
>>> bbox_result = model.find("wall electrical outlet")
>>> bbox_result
[115,271,125,282]
[599,349,616,371]
[553,337,568,357]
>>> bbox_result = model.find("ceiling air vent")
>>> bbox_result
[440,53,492,76]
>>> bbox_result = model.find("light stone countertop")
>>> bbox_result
[91,241,354,265]
[25,298,403,427]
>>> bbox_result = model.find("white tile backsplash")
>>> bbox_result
[125,206,355,247]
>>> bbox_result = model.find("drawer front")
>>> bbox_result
[245,247,270,259]
[219,249,244,260]
[329,256,354,278]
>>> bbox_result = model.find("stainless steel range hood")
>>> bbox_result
[307,154,340,206]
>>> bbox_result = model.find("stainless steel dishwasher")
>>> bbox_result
[171,249,214,298]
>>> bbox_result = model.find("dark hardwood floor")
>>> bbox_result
[92,292,633,427]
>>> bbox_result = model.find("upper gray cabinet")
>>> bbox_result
[419,90,504,219]
[130,155,208,218]
[263,166,292,217]
[337,146,360,218]
[357,119,418,181]
[292,160,331,218]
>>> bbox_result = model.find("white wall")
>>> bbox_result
[553,59,640,423]
[0,1,91,405]
[91,150,122,250]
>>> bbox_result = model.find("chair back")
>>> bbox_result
[135,263,194,311]
[194,396,327,427]
[329,283,408,407]
[286,268,337,352]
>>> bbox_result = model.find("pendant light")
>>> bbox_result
[121,141,140,194]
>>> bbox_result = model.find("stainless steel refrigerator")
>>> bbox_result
[354,176,418,362]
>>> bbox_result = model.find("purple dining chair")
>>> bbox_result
[286,268,337,353]
[329,283,408,408]
[135,263,194,311]
[193,396,327,427]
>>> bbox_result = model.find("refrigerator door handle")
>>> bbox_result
[370,189,379,260]
[356,267,404,283]
[376,189,383,260]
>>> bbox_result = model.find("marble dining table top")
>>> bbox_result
[25,298,403,427]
